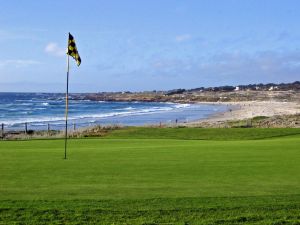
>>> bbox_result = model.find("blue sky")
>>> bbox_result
[0,0,300,92]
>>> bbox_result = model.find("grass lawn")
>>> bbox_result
[1,128,300,224]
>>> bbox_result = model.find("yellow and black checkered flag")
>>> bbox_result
[67,33,81,66]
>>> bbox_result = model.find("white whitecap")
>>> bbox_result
[174,103,191,109]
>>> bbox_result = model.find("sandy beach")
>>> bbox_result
[187,101,300,127]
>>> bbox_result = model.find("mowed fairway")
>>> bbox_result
[1,128,300,224]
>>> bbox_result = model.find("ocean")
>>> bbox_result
[0,92,229,130]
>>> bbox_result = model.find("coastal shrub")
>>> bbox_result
[252,116,269,121]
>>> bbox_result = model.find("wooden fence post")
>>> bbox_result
[47,123,50,135]
[1,123,3,139]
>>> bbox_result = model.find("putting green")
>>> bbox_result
[1,128,300,224]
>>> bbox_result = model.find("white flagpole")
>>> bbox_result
[64,42,70,160]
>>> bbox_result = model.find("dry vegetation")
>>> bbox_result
[75,90,300,103]
[0,125,123,140]
[189,114,300,128]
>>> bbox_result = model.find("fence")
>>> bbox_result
[0,122,78,139]
[0,119,183,139]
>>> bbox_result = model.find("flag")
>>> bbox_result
[64,33,81,159]
[67,33,81,66]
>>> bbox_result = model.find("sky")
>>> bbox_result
[0,0,300,92]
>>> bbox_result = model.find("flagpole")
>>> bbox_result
[64,52,70,159]
[64,32,80,159]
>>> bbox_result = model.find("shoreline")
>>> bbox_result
[2,97,300,135]
[0,101,225,131]
[1,100,300,140]
[186,101,300,127]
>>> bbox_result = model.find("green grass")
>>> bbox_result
[1,128,300,224]
[105,127,300,140]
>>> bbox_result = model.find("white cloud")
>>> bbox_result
[175,34,192,42]
[45,42,65,57]
[0,59,41,68]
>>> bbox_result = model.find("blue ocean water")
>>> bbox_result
[0,92,229,130]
